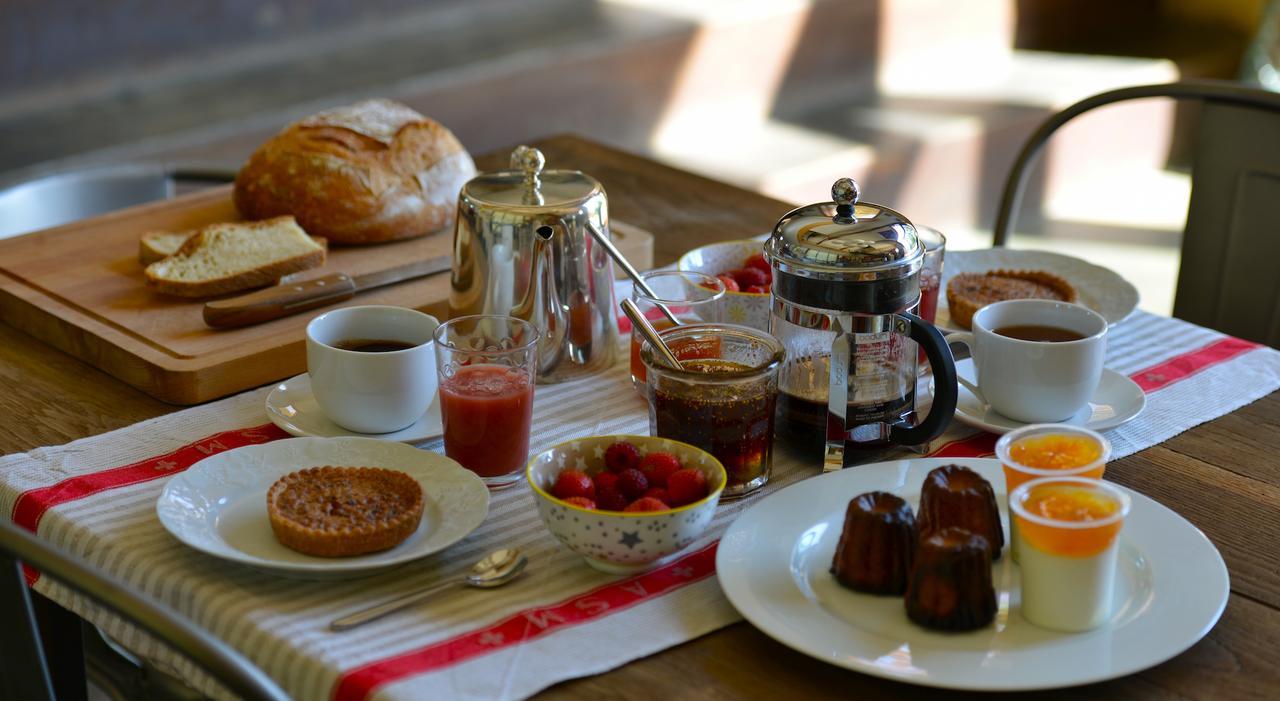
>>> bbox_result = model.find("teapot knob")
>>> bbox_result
[831,178,860,206]
[511,145,546,178]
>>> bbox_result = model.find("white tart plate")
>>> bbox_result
[157,437,488,579]
[716,458,1228,691]
[265,373,443,444]
[939,249,1140,330]
[931,358,1146,435]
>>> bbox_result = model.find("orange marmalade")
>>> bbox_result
[1015,484,1122,557]
[1003,433,1105,492]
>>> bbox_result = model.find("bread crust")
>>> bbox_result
[233,99,476,245]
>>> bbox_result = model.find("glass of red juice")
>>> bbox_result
[434,315,539,489]
[917,226,946,326]
[629,271,725,390]
[642,323,784,499]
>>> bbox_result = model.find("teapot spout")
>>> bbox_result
[512,224,567,374]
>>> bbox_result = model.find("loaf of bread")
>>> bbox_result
[138,230,194,265]
[144,216,326,297]
[233,99,475,245]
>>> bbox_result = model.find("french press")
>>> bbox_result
[765,178,958,471]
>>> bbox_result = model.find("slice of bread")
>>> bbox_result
[138,230,194,265]
[144,216,326,298]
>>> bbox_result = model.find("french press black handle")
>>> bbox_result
[889,312,957,445]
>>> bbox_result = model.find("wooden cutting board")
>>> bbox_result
[0,185,653,405]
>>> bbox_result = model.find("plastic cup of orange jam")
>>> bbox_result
[1010,476,1131,632]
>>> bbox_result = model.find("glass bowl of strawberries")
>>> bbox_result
[678,239,773,331]
[526,435,727,574]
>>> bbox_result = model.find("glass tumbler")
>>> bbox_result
[642,323,785,499]
[434,315,539,489]
[917,226,946,325]
[629,271,726,389]
[996,423,1112,561]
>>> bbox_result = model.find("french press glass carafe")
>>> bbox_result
[765,178,958,471]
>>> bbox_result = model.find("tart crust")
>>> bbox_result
[266,466,424,557]
[945,269,1078,330]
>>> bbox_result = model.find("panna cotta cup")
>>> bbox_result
[1010,476,1131,633]
[996,424,1112,561]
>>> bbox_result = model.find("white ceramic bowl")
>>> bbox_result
[677,238,771,331]
[526,435,726,574]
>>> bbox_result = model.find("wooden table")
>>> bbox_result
[4,135,1278,699]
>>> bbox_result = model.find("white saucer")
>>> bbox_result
[157,437,489,579]
[935,358,1146,434]
[265,373,443,444]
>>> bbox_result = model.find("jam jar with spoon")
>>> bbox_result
[765,178,958,471]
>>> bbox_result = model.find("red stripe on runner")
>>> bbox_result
[332,541,720,701]
[1129,336,1260,392]
[12,423,288,533]
[928,432,998,458]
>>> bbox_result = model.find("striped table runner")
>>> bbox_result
[3,307,1277,700]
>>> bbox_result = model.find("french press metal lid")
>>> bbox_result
[765,177,924,314]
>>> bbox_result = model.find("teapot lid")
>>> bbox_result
[764,178,921,282]
[462,145,602,208]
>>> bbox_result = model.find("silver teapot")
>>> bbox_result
[448,146,619,382]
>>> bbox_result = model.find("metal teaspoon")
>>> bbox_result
[330,548,528,632]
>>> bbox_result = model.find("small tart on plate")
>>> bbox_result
[267,466,424,557]
[946,269,1077,329]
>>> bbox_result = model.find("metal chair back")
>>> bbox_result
[992,80,1280,347]
[0,520,290,701]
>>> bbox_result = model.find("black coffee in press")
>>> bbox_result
[993,325,1085,342]
[333,339,417,352]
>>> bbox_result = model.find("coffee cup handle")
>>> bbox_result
[942,331,987,404]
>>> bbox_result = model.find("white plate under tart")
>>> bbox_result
[157,437,489,579]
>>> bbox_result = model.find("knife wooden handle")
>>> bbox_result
[203,273,358,328]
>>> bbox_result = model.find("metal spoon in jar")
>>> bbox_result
[587,222,680,327]
[621,298,684,370]
[330,548,528,632]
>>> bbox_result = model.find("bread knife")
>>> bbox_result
[202,257,451,328]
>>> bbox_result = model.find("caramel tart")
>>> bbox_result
[267,466,424,557]
[946,269,1077,329]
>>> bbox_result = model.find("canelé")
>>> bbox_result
[917,464,1004,560]
[905,527,997,631]
[830,491,916,595]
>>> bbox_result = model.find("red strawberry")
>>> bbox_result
[564,496,596,509]
[715,274,740,293]
[624,497,669,513]
[743,284,768,294]
[604,441,641,473]
[667,468,709,506]
[596,486,629,512]
[744,253,770,272]
[552,469,595,501]
[643,487,671,504]
[731,267,769,289]
[616,468,649,500]
[639,452,681,487]
[592,471,620,493]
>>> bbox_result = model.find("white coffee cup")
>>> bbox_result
[305,305,440,433]
[944,299,1106,423]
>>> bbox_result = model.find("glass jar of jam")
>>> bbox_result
[641,324,785,498]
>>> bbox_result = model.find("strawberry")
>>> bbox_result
[643,487,671,504]
[667,468,708,506]
[731,266,769,289]
[604,441,641,473]
[616,468,649,500]
[596,485,629,512]
[715,274,740,293]
[639,452,681,487]
[564,496,596,510]
[743,284,768,294]
[744,253,770,272]
[552,469,595,501]
[592,471,620,493]
[624,497,669,513]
